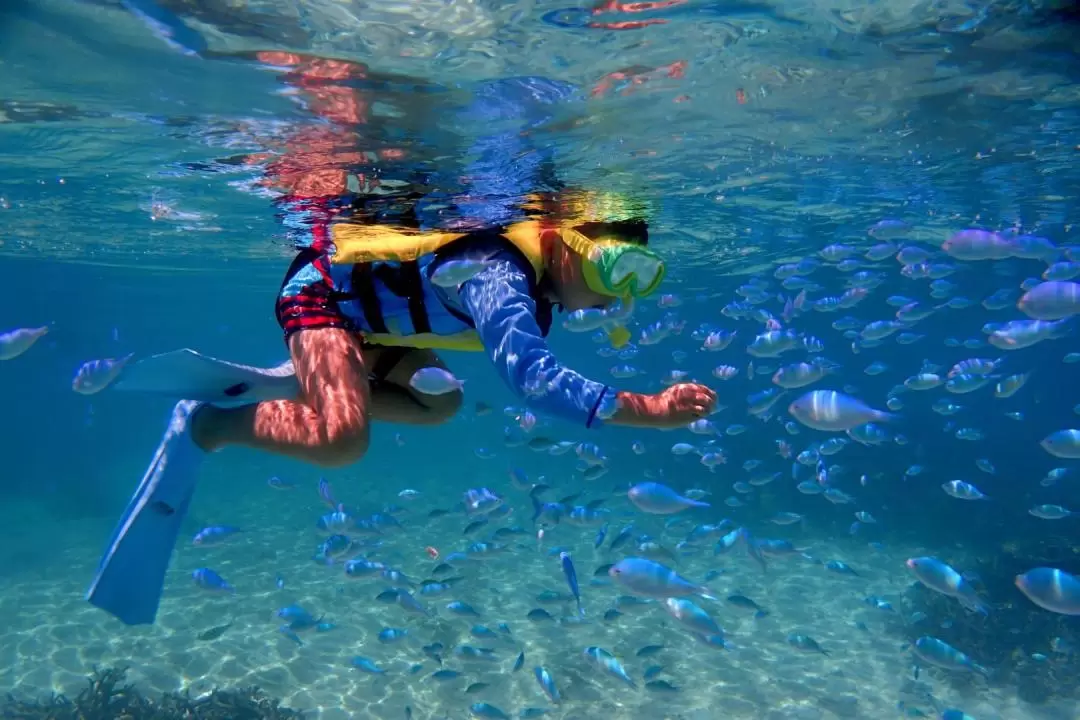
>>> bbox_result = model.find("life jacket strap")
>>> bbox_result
[332,260,432,337]
[399,261,432,334]
[343,264,389,334]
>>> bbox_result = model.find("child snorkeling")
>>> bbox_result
[86,56,717,626]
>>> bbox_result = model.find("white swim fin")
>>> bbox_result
[113,349,299,405]
[87,400,205,625]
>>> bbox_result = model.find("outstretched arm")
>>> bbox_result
[459,260,716,428]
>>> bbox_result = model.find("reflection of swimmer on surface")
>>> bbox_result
[86,52,717,627]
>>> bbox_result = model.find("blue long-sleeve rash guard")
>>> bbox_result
[435,246,610,427]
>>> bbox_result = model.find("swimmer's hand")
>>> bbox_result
[612,384,718,429]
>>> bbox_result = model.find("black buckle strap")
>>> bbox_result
[348,264,389,334]
[335,260,431,337]
[400,261,431,335]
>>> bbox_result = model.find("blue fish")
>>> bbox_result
[72,354,134,395]
[192,525,241,546]
[378,628,409,644]
[594,523,609,548]
[533,667,561,704]
[277,605,322,631]
[192,568,233,592]
[560,551,584,617]
[350,656,386,674]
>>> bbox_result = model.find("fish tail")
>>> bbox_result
[1050,318,1074,339]
[530,496,543,524]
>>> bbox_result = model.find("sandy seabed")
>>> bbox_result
[0,492,1074,720]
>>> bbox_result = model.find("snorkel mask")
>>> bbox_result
[561,228,667,299]
[559,227,666,348]
[553,190,662,348]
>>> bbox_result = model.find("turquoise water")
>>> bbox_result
[3,1,1080,719]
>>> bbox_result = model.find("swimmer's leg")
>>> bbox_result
[364,346,463,425]
[194,327,373,467]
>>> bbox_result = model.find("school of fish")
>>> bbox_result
[6,223,1080,719]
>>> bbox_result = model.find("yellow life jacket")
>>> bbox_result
[326,220,552,351]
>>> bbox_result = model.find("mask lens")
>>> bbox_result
[610,249,663,294]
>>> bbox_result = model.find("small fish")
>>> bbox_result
[470,702,512,720]
[533,667,560,704]
[527,608,555,622]
[636,644,665,657]
[942,480,989,501]
[787,633,829,655]
[913,636,989,676]
[583,646,637,687]
[609,558,714,600]
[278,625,303,646]
[824,560,859,577]
[560,552,584,617]
[431,669,461,682]
[350,656,386,674]
[627,482,710,514]
[1015,568,1080,614]
[409,367,465,395]
[447,600,481,616]
[196,623,231,641]
[663,597,722,636]
[72,354,134,394]
[0,326,49,360]
[464,518,489,535]
[192,568,233,592]
[378,628,408,643]
[192,525,241,546]
[430,258,489,287]
[278,605,321,631]
[789,390,894,431]
[1028,504,1075,520]
[906,557,989,615]
[726,594,768,616]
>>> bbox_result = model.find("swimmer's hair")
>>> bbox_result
[573,219,649,246]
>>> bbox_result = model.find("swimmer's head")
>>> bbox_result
[546,220,653,312]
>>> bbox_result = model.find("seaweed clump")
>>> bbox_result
[1,666,304,720]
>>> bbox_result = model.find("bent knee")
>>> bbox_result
[311,420,370,467]
[417,388,464,423]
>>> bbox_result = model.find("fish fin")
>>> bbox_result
[1050,318,1074,339]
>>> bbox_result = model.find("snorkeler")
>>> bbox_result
[86,57,717,626]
